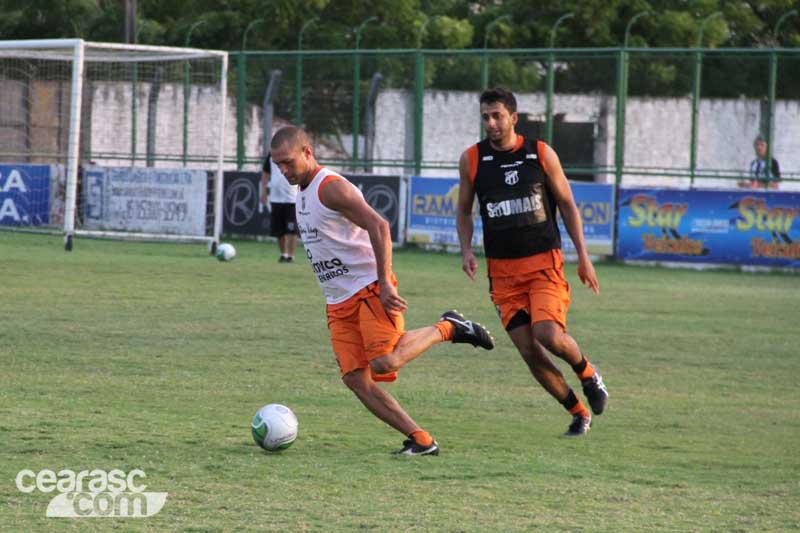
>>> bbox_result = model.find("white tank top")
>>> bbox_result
[296,168,378,304]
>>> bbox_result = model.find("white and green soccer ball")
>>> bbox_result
[251,404,298,451]
[215,243,236,261]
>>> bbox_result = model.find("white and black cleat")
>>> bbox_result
[440,309,495,350]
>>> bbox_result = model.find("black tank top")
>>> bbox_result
[473,137,561,259]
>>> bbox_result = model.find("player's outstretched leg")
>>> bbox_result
[440,310,495,350]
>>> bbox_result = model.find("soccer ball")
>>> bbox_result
[251,404,298,451]
[216,243,236,261]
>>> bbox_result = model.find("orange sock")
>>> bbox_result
[409,429,433,446]
[434,320,454,342]
[568,401,590,419]
[561,389,590,418]
[572,356,596,381]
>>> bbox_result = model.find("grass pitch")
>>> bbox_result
[2,231,799,531]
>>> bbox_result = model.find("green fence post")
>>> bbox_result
[481,15,511,138]
[614,48,626,186]
[352,16,377,167]
[414,50,424,175]
[414,16,435,175]
[237,19,264,170]
[690,12,722,189]
[295,17,318,127]
[131,64,137,164]
[546,13,573,145]
[765,51,777,188]
[236,53,246,170]
[183,20,205,166]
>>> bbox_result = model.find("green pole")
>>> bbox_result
[480,15,511,138]
[767,10,796,188]
[614,49,626,186]
[765,51,777,188]
[236,53,246,170]
[689,50,701,189]
[295,17,318,126]
[413,16,435,175]
[414,51,424,174]
[690,12,722,189]
[352,16,377,167]
[237,19,264,170]
[131,65,137,163]
[546,13,573,145]
[183,20,205,166]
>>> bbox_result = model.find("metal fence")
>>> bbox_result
[234,46,800,189]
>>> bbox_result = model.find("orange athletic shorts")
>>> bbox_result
[488,250,571,331]
[326,276,405,381]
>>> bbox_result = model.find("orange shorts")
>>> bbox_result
[326,277,405,381]
[490,265,571,331]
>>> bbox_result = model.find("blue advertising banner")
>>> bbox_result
[558,182,614,255]
[407,176,614,254]
[407,177,482,247]
[617,188,800,267]
[0,164,51,226]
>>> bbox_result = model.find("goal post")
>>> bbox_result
[0,39,228,251]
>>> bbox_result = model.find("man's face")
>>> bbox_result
[271,142,313,186]
[480,101,517,143]
[754,140,767,158]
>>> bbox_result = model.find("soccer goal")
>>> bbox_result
[0,39,228,251]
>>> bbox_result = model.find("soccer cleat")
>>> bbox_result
[564,414,592,437]
[392,437,440,456]
[582,371,609,415]
[440,310,495,350]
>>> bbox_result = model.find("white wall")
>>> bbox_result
[373,89,800,190]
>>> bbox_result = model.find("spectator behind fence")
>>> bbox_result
[739,135,780,190]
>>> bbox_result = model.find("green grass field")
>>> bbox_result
[2,231,799,531]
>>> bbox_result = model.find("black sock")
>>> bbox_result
[560,389,579,410]
[571,356,588,376]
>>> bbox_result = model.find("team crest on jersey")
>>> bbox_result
[504,170,519,186]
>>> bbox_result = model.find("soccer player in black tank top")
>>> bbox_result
[456,88,609,437]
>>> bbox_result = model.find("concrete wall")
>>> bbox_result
[373,89,800,190]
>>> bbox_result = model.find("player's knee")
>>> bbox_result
[533,323,563,352]
[369,356,397,376]
[341,369,369,392]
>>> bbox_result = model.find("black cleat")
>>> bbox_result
[392,437,439,456]
[440,310,495,350]
[582,371,609,415]
[564,414,592,437]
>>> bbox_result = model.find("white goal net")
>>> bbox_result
[0,39,227,250]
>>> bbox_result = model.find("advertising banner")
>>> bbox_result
[222,171,270,236]
[344,174,402,243]
[222,172,403,243]
[408,176,614,254]
[558,182,614,255]
[617,188,800,267]
[407,176,482,247]
[0,163,51,226]
[84,166,208,235]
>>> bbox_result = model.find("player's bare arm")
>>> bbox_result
[456,150,478,280]
[320,179,408,313]
[541,143,600,294]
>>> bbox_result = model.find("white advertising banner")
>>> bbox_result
[83,166,208,235]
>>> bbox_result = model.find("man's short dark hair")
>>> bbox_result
[480,87,517,114]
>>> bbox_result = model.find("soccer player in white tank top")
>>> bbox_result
[270,126,495,456]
